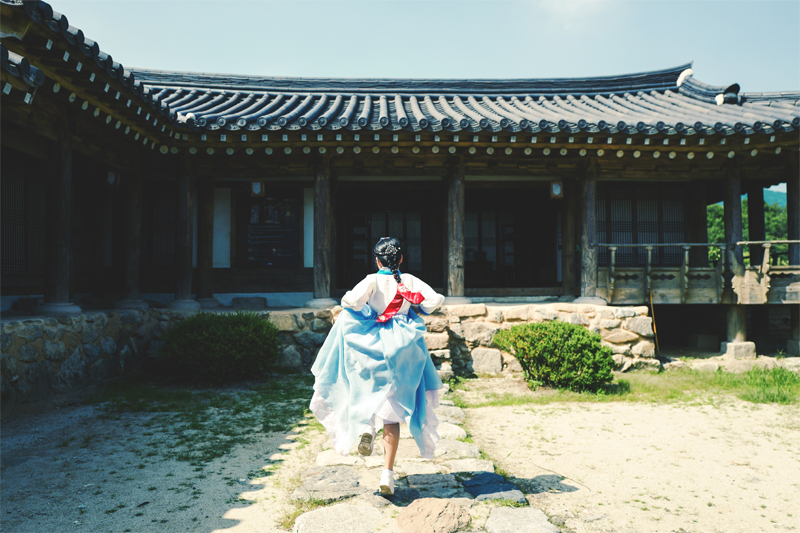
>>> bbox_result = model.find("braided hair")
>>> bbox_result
[374,237,403,284]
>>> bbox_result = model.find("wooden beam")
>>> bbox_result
[446,155,466,297]
[171,156,196,307]
[580,159,598,297]
[787,154,800,265]
[724,163,746,341]
[747,184,766,265]
[313,156,333,299]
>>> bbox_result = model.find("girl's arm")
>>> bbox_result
[406,276,445,315]
[340,275,375,311]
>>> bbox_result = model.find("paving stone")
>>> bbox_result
[465,483,526,503]
[399,461,443,475]
[355,493,392,508]
[363,456,385,468]
[294,503,383,533]
[315,449,364,467]
[434,439,481,459]
[462,472,506,487]
[471,347,503,373]
[444,459,494,473]
[437,422,467,440]
[405,473,457,488]
[290,466,368,502]
[691,361,720,372]
[396,498,470,533]
[434,405,465,422]
[625,316,654,337]
[395,438,425,459]
[485,507,560,533]
[439,398,455,406]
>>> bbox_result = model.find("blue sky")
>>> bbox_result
[52,0,798,93]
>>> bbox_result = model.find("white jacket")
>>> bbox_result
[340,271,444,316]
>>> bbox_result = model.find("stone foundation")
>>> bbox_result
[1,302,655,416]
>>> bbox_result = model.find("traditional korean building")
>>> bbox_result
[2,0,799,355]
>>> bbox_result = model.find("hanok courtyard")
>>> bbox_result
[2,0,800,532]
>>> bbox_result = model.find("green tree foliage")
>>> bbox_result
[160,311,281,383]
[494,321,615,393]
[706,199,788,265]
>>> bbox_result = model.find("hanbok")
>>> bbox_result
[310,270,445,459]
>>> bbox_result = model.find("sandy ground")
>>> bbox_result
[467,400,800,533]
[0,402,326,533]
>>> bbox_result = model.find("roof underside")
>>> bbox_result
[2,0,799,139]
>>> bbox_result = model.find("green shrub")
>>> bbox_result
[160,311,280,384]
[494,321,615,392]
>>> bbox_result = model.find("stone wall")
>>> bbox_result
[1,302,654,416]
[417,302,656,378]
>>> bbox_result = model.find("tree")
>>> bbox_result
[706,199,788,266]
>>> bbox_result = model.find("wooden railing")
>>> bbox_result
[593,241,800,305]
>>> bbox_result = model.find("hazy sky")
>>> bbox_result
[50,0,799,93]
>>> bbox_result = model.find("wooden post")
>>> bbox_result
[687,181,709,267]
[195,175,218,308]
[580,160,598,298]
[115,162,147,309]
[724,164,747,344]
[789,306,800,356]
[306,156,337,308]
[562,178,578,296]
[446,155,467,301]
[747,185,766,265]
[35,116,81,316]
[169,157,200,310]
[787,156,800,265]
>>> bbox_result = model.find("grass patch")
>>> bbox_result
[488,498,527,508]
[279,497,328,530]
[85,375,316,466]
[453,368,800,407]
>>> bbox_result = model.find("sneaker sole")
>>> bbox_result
[379,484,393,495]
[357,435,373,456]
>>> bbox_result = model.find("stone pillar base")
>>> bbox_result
[304,298,338,309]
[33,302,82,316]
[573,296,608,306]
[720,341,757,360]
[113,299,149,310]
[443,297,472,305]
[788,339,800,357]
[167,299,201,311]
[196,298,221,309]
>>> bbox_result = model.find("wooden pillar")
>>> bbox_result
[115,165,147,309]
[789,306,800,356]
[195,175,218,307]
[787,156,800,265]
[724,165,746,342]
[306,157,337,307]
[446,156,466,300]
[687,181,709,267]
[169,157,199,310]
[36,118,81,315]
[580,160,598,298]
[747,185,766,265]
[562,178,578,296]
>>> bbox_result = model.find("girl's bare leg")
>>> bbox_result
[383,423,400,470]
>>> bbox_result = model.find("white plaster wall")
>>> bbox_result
[213,188,232,268]
[304,188,313,268]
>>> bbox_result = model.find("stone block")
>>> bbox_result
[397,499,470,533]
[16,325,43,342]
[664,360,688,371]
[100,337,117,355]
[437,422,467,440]
[778,357,800,372]
[43,341,67,362]
[692,361,720,372]
[443,459,494,473]
[277,345,305,368]
[437,362,454,381]
[596,308,616,319]
[720,341,757,360]
[424,333,449,351]
[601,328,638,344]
[631,340,656,358]
[82,343,101,360]
[576,304,596,314]
[534,307,559,321]
[612,353,632,372]
[560,312,583,325]
[688,333,719,352]
[294,503,381,533]
[447,303,486,318]
[463,322,501,347]
[81,327,99,344]
[613,307,637,318]
[552,303,576,313]
[424,317,449,332]
[599,318,621,329]
[471,347,503,374]
[119,311,143,325]
[55,349,87,392]
[45,325,65,341]
[630,358,662,371]
[430,349,451,362]
[434,405,465,422]
[314,310,332,319]
[503,305,532,321]
[291,467,368,502]
[269,313,298,332]
[295,330,327,348]
[485,507,560,533]
[311,319,331,332]
[487,309,504,323]
[625,316,654,337]
[502,351,523,372]
[17,345,40,363]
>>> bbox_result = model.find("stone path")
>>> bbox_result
[290,388,562,533]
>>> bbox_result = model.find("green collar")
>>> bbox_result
[378,268,400,275]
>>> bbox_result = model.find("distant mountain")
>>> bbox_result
[763,190,787,207]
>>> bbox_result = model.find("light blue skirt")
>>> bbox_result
[309,305,443,458]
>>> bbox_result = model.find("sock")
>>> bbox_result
[382,469,394,477]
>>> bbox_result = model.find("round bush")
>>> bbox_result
[494,321,615,392]
[160,311,280,383]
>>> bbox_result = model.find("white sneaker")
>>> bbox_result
[379,469,395,495]
[357,430,375,456]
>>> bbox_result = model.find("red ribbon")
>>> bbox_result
[376,284,425,323]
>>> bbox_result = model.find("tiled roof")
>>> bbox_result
[5,0,800,139]
[1,44,44,87]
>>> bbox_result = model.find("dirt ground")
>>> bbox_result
[467,398,800,533]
